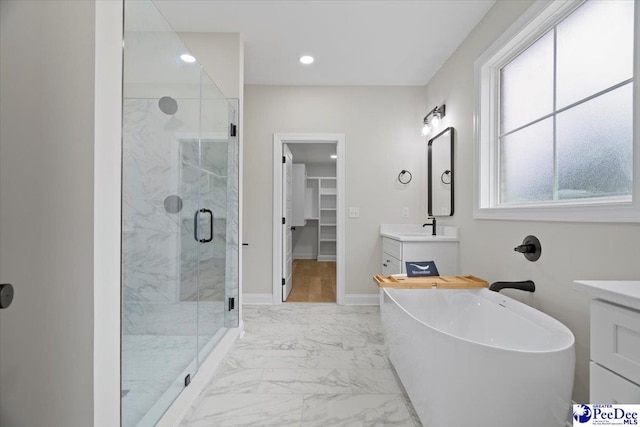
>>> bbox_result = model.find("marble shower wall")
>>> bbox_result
[122,96,235,318]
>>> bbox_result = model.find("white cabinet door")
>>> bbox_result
[591,362,640,403]
[591,300,640,385]
[382,254,402,275]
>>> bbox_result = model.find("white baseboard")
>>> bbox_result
[155,324,243,427]
[293,253,316,260]
[342,293,379,305]
[242,293,274,304]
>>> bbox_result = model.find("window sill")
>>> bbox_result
[474,201,640,223]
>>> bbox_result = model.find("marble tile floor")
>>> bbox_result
[180,303,423,427]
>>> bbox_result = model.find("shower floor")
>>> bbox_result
[122,301,226,427]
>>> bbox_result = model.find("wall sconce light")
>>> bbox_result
[421,105,446,137]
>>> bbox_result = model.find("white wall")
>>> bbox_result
[423,0,640,403]
[179,32,243,100]
[93,1,123,425]
[243,85,427,295]
[0,1,97,425]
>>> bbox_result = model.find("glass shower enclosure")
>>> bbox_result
[121,1,239,425]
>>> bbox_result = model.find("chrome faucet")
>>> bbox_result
[422,217,437,236]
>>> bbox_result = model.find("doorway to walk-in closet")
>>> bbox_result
[287,143,337,302]
[272,133,345,305]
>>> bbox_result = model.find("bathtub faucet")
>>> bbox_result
[489,280,535,293]
[422,217,437,236]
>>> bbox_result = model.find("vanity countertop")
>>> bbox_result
[380,224,459,242]
[573,280,640,311]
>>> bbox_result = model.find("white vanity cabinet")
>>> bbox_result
[591,300,640,402]
[573,281,640,403]
[380,227,459,276]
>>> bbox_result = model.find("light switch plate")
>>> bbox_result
[348,207,360,218]
[402,207,409,218]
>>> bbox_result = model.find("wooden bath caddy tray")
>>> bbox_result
[373,275,488,289]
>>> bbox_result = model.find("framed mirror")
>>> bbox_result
[428,127,454,216]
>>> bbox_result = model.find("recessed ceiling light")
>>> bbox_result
[299,55,314,65]
[180,53,196,63]
[330,154,337,159]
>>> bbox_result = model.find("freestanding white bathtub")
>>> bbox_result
[381,287,575,427]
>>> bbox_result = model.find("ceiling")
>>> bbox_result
[153,0,496,86]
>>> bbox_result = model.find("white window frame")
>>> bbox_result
[474,0,640,222]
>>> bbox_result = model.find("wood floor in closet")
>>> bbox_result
[288,259,336,303]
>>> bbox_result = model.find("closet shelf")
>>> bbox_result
[300,174,337,261]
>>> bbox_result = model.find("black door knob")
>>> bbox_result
[0,283,14,309]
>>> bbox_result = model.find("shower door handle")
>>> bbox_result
[202,209,213,243]
[194,208,214,243]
